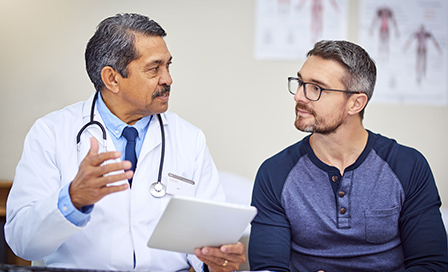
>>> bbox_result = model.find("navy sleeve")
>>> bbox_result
[381,143,448,271]
[249,143,302,272]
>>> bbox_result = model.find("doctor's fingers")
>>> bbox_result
[196,256,239,272]
[78,162,133,188]
[78,154,131,180]
[97,170,133,187]
[74,161,132,192]
[70,169,130,207]
[94,160,133,177]
[219,242,246,255]
[195,243,246,260]
[82,149,122,167]
[195,247,245,272]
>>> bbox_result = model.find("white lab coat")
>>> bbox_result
[5,93,225,271]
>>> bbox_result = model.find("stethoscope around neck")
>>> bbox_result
[76,91,167,198]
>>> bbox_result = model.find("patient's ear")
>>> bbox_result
[348,93,368,116]
[101,66,120,94]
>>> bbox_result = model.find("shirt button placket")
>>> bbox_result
[336,173,352,229]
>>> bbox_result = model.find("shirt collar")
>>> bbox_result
[96,92,151,140]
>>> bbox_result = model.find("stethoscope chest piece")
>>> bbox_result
[149,182,166,198]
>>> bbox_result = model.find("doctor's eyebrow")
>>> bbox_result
[146,56,173,67]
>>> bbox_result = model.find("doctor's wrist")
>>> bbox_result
[58,182,92,226]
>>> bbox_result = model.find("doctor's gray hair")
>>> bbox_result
[306,40,376,119]
[85,13,167,92]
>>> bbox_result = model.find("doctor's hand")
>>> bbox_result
[195,242,246,272]
[70,137,131,210]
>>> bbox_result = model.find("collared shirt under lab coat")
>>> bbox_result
[5,93,225,271]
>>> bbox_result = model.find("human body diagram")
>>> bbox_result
[369,6,399,61]
[404,24,442,85]
[296,0,339,43]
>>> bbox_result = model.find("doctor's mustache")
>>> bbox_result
[152,85,171,99]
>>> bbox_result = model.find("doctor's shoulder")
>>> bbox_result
[26,100,85,141]
[163,111,207,142]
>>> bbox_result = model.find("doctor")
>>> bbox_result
[5,13,245,272]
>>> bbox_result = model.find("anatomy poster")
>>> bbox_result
[255,0,348,60]
[359,0,448,105]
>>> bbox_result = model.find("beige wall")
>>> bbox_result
[1,0,447,206]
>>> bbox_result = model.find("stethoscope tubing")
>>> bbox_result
[76,91,166,197]
[156,114,165,186]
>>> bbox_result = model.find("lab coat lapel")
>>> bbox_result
[139,113,169,161]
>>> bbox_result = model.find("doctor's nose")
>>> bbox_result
[159,69,173,86]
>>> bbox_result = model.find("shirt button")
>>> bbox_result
[62,206,68,212]
[338,191,346,198]
[332,175,338,182]
[339,207,347,215]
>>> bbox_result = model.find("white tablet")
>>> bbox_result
[147,195,257,254]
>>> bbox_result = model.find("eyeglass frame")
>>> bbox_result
[288,77,360,101]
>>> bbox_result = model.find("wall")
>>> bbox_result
[0,0,447,206]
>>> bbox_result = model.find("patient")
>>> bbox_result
[248,40,448,271]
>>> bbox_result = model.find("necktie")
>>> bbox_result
[122,126,138,186]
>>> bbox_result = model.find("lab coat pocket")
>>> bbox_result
[166,173,195,197]
[364,206,399,244]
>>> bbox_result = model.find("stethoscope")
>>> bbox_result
[76,91,167,198]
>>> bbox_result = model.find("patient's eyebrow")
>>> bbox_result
[297,72,332,88]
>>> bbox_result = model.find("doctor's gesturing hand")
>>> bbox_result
[69,137,131,210]
[195,242,246,272]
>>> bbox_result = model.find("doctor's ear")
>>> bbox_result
[101,66,120,94]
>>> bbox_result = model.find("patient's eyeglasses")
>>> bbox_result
[288,77,359,101]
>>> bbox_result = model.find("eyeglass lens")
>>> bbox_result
[289,78,320,101]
